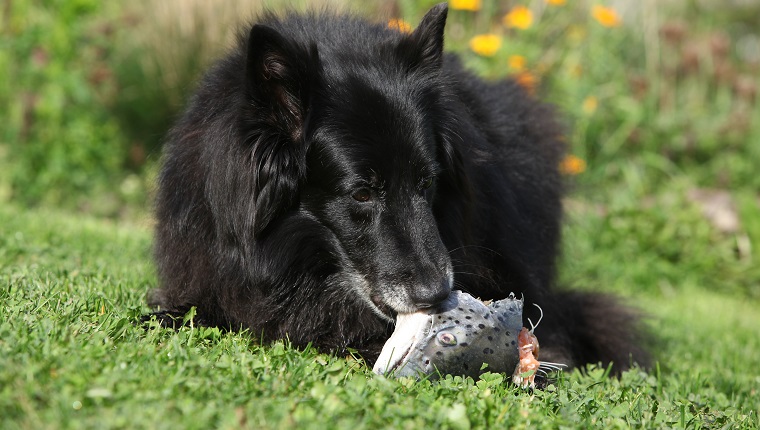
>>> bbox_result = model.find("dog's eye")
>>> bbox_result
[421,177,434,190]
[352,189,372,202]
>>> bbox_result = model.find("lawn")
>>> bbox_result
[2,0,760,428]
[2,202,758,429]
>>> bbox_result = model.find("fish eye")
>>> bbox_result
[436,332,457,346]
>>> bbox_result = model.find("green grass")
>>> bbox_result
[2,204,758,429]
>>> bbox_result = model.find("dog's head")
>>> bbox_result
[237,4,461,318]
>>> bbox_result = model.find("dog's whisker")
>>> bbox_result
[452,282,473,295]
[447,245,503,257]
[449,259,491,270]
[453,271,493,281]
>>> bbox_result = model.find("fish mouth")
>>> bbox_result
[372,312,431,375]
[384,344,414,374]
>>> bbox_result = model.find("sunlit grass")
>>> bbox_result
[2,202,758,428]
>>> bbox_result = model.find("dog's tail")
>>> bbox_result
[533,290,652,374]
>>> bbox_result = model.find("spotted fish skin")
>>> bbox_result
[373,290,523,379]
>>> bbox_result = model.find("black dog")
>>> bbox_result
[150,4,648,371]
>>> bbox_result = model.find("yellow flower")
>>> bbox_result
[504,6,533,30]
[469,34,502,57]
[546,0,566,5]
[570,64,583,78]
[591,5,622,28]
[450,0,482,12]
[508,55,527,72]
[559,155,587,175]
[582,96,598,114]
[387,18,412,33]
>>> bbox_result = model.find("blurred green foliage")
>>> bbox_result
[3,0,759,206]
[0,0,147,216]
[439,1,760,191]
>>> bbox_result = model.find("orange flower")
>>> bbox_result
[546,0,566,5]
[508,55,527,72]
[387,18,412,33]
[592,5,622,28]
[559,155,587,175]
[450,0,482,11]
[504,6,533,30]
[514,72,538,95]
[469,34,502,57]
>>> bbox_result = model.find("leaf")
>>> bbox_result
[446,403,471,430]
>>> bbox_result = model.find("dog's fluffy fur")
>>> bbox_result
[150,4,649,371]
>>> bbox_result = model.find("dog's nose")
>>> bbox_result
[411,278,452,310]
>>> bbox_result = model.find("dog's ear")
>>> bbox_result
[245,24,319,141]
[397,3,448,73]
[243,25,321,237]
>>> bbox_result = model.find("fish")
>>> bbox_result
[373,290,524,380]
